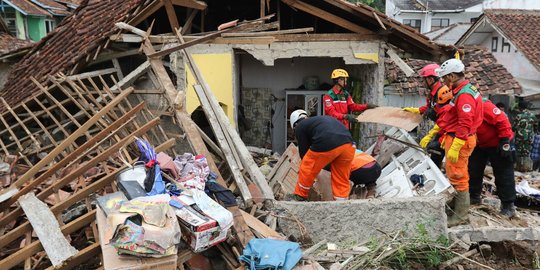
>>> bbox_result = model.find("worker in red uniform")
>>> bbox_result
[287,110,356,201]
[435,58,484,226]
[469,99,516,217]
[405,63,453,168]
[324,69,377,127]
[350,149,381,199]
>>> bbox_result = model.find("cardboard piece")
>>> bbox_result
[355,107,422,131]
[96,207,178,270]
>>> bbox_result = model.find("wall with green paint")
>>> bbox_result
[27,16,45,41]
[14,10,25,39]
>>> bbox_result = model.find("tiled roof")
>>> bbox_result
[30,0,71,16]
[385,46,522,96]
[7,0,51,16]
[394,0,483,11]
[484,9,540,72]
[0,32,33,56]
[0,0,145,108]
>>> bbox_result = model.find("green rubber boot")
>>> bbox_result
[448,191,470,227]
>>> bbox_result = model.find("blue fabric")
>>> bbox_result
[239,239,302,270]
[531,134,540,161]
[146,164,166,196]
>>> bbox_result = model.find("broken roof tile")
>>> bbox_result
[8,0,51,16]
[385,46,522,96]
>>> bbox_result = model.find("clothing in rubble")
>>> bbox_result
[239,239,302,270]
[468,99,516,212]
[294,115,355,200]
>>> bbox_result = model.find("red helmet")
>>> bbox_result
[419,64,440,77]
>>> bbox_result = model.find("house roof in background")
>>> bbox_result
[0,0,145,107]
[482,9,540,72]
[425,23,472,45]
[5,0,51,16]
[394,0,484,11]
[30,0,71,16]
[385,46,521,96]
[0,32,33,57]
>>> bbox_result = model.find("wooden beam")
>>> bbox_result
[0,87,134,204]
[170,0,207,10]
[386,47,414,77]
[281,0,374,35]
[222,27,314,37]
[162,0,180,30]
[110,61,151,91]
[66,68,117,81]
[181,9,198,35]
[147,30,226,59]
[128,0,164,27]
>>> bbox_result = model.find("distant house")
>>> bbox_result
[0,0,76,41]
[456,9,540,98]
[425,22,472,45]
[385,0,483,33]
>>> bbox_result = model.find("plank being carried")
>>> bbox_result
[355,107,422,131]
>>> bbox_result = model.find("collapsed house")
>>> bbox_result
[0,0,537,269]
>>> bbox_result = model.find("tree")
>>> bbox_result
[347,0,385,12]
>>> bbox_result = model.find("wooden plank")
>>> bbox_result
[18,193,78,267]
[0,87,134,204]
[194,84,252,204]
[127,0,164,27]
[194,124,225,159]
[222,27,314,37]
[184,52,273,201]
[0,210,96,270]
[66,68,117,81]
[162,0,180,30]
[281,0,374,35]
[355,107,422,131]
[147,30,226,59]
[110,61,151,91]
[240,209,283,238]
[170,0,207,10]
[386,47,414,77]
[50,242,101,270]
[180,9,198,35]
[1,98,41,149]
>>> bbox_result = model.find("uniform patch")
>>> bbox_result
[493,108,501,115]
[325,100,332,107]
[462,104,472,113]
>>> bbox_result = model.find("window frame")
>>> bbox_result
[431,18,449,31]
[403,19,422,32]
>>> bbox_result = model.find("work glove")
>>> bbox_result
[367,103,378,109]
[498,137,512,160]
[403,107,421,114]
[419,124,440,149]
[343,114,358,123]
[447,137,466,163]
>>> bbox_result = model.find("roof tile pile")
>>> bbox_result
[484,9,540,71]
[385,46,522,96]
[0,33,33,56]
[0,0,145,108]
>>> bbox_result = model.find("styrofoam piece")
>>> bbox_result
[371,127,452,198]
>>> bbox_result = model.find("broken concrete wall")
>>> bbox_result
[275,196,447,244]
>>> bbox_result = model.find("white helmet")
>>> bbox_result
[290,109,308,128]
[436,59,465,77]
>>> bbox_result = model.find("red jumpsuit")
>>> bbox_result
[437,80,484,192]
[323,86,368,127]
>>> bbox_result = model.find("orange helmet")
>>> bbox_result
[436,85,453,105]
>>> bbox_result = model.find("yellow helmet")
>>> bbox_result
[331,69,349,79]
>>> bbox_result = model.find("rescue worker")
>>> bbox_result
[435,58,483,226]
[513,99,537,171]
[405,63,453,168]
[349,149,381,199]
[324,69,377,127]
[469,99,516,217]
[287,110,356,201]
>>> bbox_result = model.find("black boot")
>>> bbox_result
[500,202,516,218]
[470,193,482,205]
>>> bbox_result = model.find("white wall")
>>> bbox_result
[480,31,540,81]
[484,0,540,9]
[240,55,343,153]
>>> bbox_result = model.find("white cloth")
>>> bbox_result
[516,180,540,196]
[191,189,233,229]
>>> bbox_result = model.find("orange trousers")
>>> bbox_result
[294,143,355,200]
[443,134,477,192]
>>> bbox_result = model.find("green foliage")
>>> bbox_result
[347,0,385,12]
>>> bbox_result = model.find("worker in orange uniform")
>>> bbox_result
[435,59,484,226]
[404,63,453,168]
[324,69,377,128]
[350,149,381,199]
[469,99,516,217]
[287,110,356,201]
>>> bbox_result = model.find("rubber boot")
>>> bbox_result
[366,183,377,199]
[284,194,306,202]
[448,191,470,227]
[500,202,516,218]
